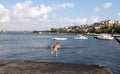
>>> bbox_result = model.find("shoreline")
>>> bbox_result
[0,60,113,74]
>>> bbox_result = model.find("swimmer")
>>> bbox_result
[50,42,60,57]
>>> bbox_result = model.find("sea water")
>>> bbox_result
[0,32,119,74]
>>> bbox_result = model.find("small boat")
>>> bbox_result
[94,34,114,40]
[52,37,67,40]
[38,32,42,34]
[74,35,88,40]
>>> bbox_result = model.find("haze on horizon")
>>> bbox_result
[0,0,120,31]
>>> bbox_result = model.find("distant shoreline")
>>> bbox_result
[0,31,120,36]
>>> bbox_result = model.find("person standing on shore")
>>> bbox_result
[50,42,60,57]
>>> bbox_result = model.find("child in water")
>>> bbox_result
[50,42,60,57]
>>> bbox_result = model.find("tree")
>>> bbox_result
[112,24,120,34]
[33,30,39,33]
[88,28,96,33]
[58,28,66,33]
[50,28,58,33]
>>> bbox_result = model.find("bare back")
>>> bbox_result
[50,42,60,57]
[53,43,60,49]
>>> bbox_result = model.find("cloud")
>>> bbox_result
[63,17,75,23]
[28,4,52,18]
[13,0,32,17]
[90,16,99,23]
[53,2,74,10]
[49,17,88,29]
[63,17,87,25]
[102,2,112,9]
[118,12,120,17]
[0,0,53,31]
[63,17,99,25]
[75,18,87,24]
[13,0,52,21]
[61,17,87,27]
[94,7,100,13]
[0,4,10,23]
[62,17,99,26]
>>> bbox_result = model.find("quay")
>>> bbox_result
[0,60,113,74]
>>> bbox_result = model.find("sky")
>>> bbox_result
[0,0,120,31]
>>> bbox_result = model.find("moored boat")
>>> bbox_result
[74,35,88,40]
[52,37,67,40]
[94,34,114,40]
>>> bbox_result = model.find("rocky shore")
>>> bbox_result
[0,60,112,74]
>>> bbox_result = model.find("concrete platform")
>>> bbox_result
[0,60,113,74]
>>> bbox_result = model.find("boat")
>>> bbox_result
[94,34,114,40]
[38,32,42,34]
[116,37,120,43]
[52,37,67,40]
[74,35,88,40]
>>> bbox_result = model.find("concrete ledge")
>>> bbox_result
[0,60,113,74]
